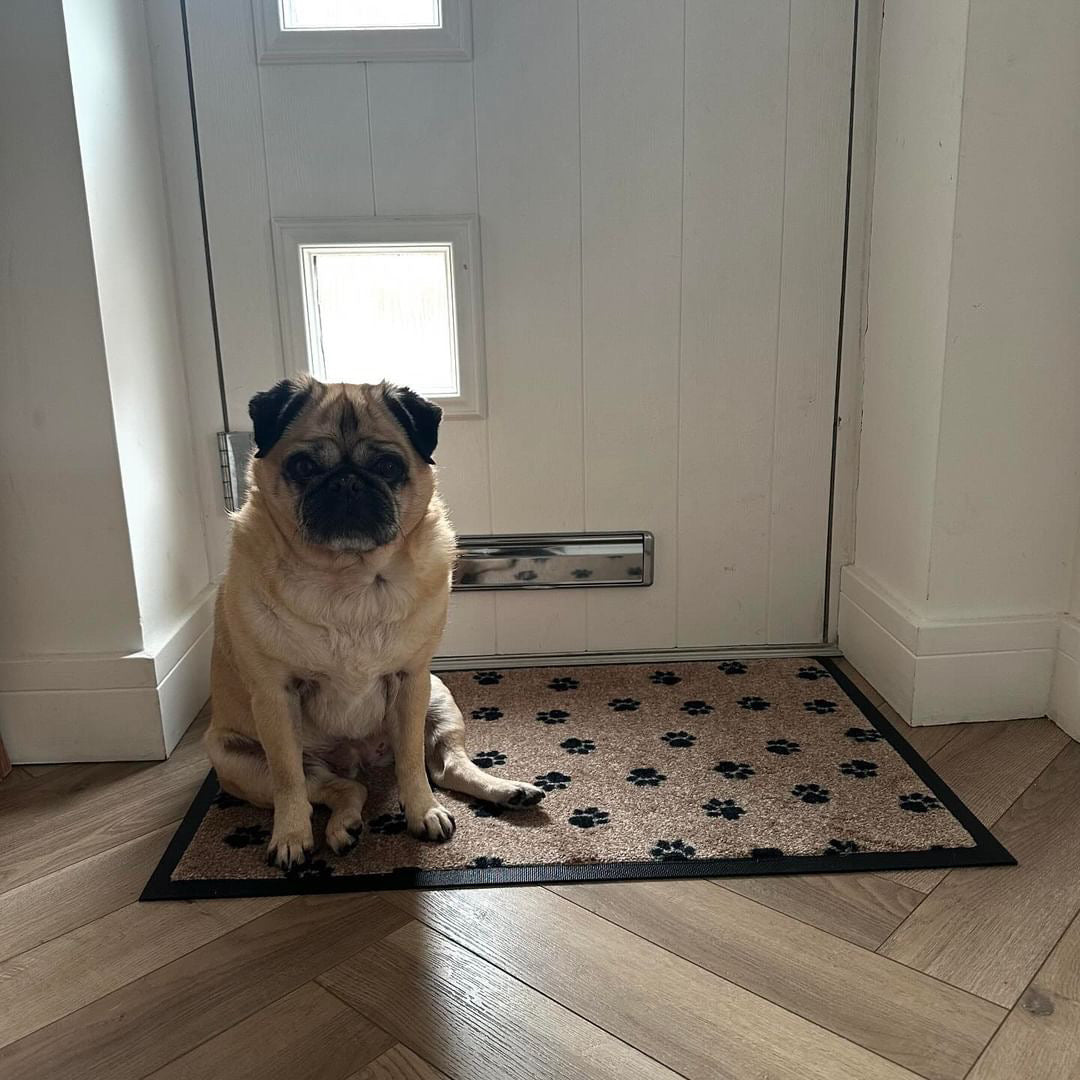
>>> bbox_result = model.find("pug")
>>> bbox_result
[206,376,543,868]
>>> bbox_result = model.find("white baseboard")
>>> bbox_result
[1049,615,1080,742]
[0,588,214,762]
[839,565,1058,727]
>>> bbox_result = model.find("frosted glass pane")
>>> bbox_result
[280,0,440,30]
[305,245,459,397]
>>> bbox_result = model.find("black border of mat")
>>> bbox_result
[141,657,1015,900]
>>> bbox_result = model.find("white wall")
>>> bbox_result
[63,0,212,650]
[0,0,142,657]
[855,0,969,613]
[0,0,214,761]
[843,0,1080,729]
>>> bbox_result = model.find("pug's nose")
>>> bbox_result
[328,472,363,497]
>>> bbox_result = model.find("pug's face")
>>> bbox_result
[247,377,441,553]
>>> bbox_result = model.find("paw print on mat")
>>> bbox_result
[534,771,572,792]
[826,838,860,855]
[766,738,801,755]
[792,783,831,804]
[839,759,878,779]
[608,698,641,712]
[571,568,593,579]
[513,569,538,581]
[703,798,746,821]
[368,811,407,835]
[470,856,505,869]
[651,839,696,862]
[214,790,246,809]
[536,709,570,725]
[680,700,714,716]
[284,858,334,881]
[471,706,503,722]
[568,806,610,829]
[473,670,503,686]
[471,749,507,769]
[223,824,270,849]
[717,661,747,675]
[738,696,771,711]
[899,792,942,813]
[560,737,596,755]
[662,730,697,748]
[797,666,831,681]
[469,799,504,819]
[713,760,755,780]
[804,699,838,714]
[548,676,580,692]
[649,670,681,685]
[751,847,784,859]
[626,766,666,787]
[845,727,882,743]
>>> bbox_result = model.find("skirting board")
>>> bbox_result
[0,589,214,763]
[1049,615,1080,742]
[838,565,1058,727]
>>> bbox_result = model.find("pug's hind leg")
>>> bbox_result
[425,675,544,809]
[307,764,368,856]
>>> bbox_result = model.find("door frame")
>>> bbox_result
[148,0,881,656]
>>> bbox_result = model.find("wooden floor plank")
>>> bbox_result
[882,742,1080,1007]
[0,894,286,1049]
[0,823,177,962]
[322,919,770,1080]
[715,871,925,949]
[0,894,408,1080]
[879,717,1068,892]
[384,886,932,1080]
[347,1045,452,1080]
[967,911,1080,1079]
[0,717,209,893]
[147,982,394,1080]
[545,879,1002,1080]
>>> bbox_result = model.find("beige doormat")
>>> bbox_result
[142,658,1012,899]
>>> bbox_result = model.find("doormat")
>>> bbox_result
[141,658,1013,899]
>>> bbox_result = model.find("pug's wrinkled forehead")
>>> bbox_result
[248,377,441,466]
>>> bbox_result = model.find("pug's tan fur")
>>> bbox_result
[206,378,542,867]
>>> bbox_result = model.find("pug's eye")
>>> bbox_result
[371,455,405,483]
[287,454,318,482]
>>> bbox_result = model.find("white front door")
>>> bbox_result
[186,0,855,659]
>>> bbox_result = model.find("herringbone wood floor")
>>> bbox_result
[1,659,1077,1080]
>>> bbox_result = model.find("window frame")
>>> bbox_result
[253,0,471,63]
[272,215,486,419]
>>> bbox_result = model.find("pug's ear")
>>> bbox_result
[383,384,442,465]
[248,376,314,458]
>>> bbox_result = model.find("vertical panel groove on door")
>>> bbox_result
[366,57,496,657]
[473,0,588,655]
[677,0,789,647]
[766,0,854,643]
[580,0,683,652]
[260,63,374,219]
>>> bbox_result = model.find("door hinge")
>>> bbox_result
[217,431,254,512]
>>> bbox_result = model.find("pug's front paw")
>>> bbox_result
[407,803,456,842]
[267,809,314,869]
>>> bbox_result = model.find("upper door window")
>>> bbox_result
[279,1,441,31]
[255,0,470,61]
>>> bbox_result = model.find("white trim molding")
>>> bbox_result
[0,587,214,762]
[838,564,1059,727]
[1049,615,1080,742]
